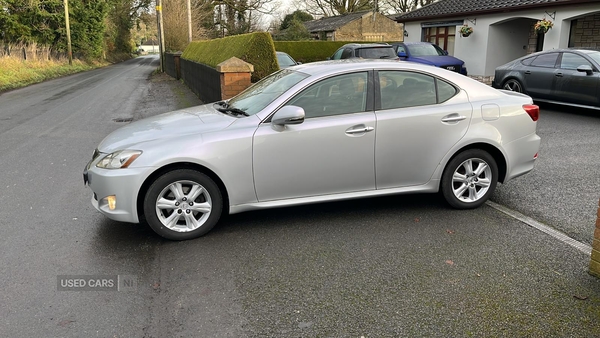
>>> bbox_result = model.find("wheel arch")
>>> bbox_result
[444,143,507,184]
[136,162,230,222]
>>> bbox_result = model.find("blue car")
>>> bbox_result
[392,42,467,75]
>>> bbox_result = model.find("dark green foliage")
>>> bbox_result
[274,19,311,41]
[182,32,278,82]
[70,0,108,59]
[280,10,313,31]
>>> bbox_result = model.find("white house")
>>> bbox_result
[395,0,600,83]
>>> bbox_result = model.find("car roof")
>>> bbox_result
[341,43,392,48]
[401,42,434,46]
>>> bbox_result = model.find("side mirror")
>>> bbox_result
[577,65,594,75]
[443,50,449,56]
[272,105,305,126]
[297,62,302,65]
[398,51,407,58]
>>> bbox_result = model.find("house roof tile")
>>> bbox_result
[395,0,594,22]
[304,11,371,32]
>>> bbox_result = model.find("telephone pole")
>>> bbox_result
[156,0,165,72]
[64,0,72,65]
[187,0,192,43]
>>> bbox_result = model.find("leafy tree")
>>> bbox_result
[280,10,313,31]
[275,18,310,41]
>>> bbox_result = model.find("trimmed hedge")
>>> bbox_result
[273,41,397,64]
[182,33,278,81]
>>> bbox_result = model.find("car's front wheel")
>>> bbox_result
[502,79,524,93]
[441,150,498,209]
[143,169,223,240]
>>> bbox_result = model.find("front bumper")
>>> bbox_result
[85,163,152,224]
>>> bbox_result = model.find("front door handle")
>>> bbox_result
[441,115,467,123]
[345,125,374,134]
[524,71,531,75]
[555,73,563,77]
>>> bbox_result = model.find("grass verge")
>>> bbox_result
[0,57,109,93]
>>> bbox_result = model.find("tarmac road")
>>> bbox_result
[0,55,598,336]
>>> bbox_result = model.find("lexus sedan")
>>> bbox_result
[492,48,600,109]
[392,42,468,75]
[84,60,541,240]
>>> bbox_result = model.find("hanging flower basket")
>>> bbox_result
[535,18,554,34]
[460,25,473,37]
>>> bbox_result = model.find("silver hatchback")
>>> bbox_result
[84,60,541,240]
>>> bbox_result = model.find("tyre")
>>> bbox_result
[441,149,498,209]
[502,79,524,93]
[143,169,223,240]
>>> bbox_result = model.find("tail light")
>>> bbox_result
[523,104,539,121]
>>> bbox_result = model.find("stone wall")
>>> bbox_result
[571,13,600,48]
[335,12,404,42]
[468,75,495,86]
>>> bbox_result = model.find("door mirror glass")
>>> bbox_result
[272,105,305,126]
[398,51,407,58]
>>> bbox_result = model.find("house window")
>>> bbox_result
[365,35,384,42]
[424,26,456,55]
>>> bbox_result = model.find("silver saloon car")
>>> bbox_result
[84,60,541,240]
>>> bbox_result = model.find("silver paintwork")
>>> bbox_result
[86,59,541,224]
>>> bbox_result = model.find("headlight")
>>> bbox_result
[96,150,142,169]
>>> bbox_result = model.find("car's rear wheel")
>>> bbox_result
[143,169,223,240]
[441,150,498,209]
[502,79,524,93]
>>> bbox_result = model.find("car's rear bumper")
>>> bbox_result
[503,133,541,182]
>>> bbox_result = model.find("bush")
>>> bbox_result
[182,32,278,81]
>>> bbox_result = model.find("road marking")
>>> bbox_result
[486,201,592,256]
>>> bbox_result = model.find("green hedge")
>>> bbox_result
[182,32,278,81]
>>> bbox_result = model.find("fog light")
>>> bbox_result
[106,195,116,210]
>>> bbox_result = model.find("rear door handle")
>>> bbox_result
[345,125,374,135]
[524,71,531,75]
[555,73,563,77]
[441,115,467,123]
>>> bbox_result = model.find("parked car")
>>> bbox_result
[329,43,399,60]
[84,59,541,240]
[492,48,600,109]
[392,42,467,75]
[276,51,300,69]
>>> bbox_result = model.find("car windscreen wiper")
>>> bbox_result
[216,106,249,117]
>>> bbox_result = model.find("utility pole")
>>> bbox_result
[64,0,72,65]
[156,0,165,72]
[186,0,192,43]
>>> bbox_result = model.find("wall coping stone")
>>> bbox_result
[216,57,254,73]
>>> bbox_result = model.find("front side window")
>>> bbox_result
[530,53,559,68]
[379,71,446,110]
[286,72,369,118]
[227,69,309,116]
[560,53,592,70]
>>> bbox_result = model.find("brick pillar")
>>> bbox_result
[216,57,254,100]
[590,199,600,278]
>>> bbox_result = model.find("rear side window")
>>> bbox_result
[530,53,559,68]
[521,57,535,66]
[437,79,457,103]
[378,71,437,109]
[341,48,354,59]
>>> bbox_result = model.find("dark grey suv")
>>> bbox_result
[329,43,399,60]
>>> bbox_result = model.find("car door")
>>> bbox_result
[522,52,559,99]
[374,70,473,189]
[553,52,600,106]
[253,71,376,201]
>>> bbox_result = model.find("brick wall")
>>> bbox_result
[335,12,404,42]
[220,72,252,100]
[570,14,600,48]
